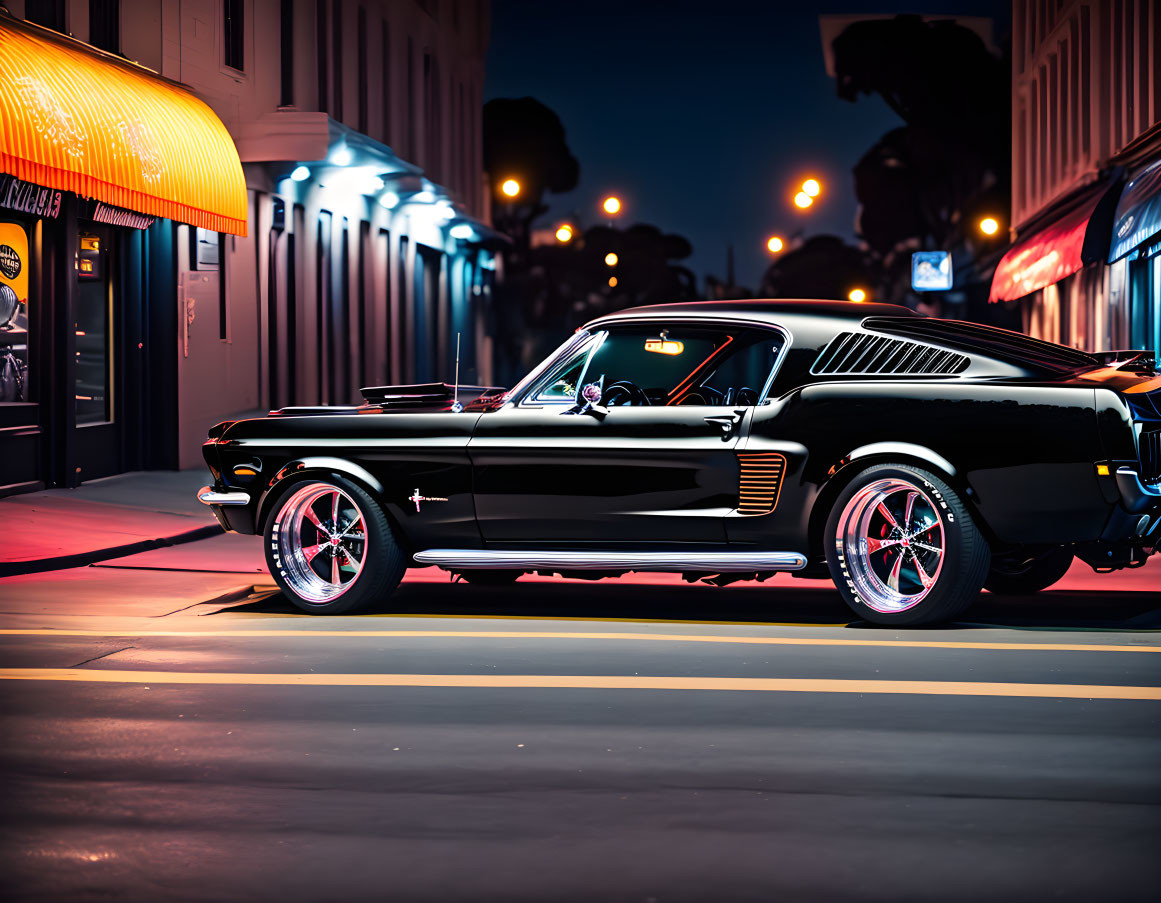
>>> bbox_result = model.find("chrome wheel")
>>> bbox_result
[273,482,368,604]
[837,478,945,613]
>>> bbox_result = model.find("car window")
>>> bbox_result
[522,324,786,407]
[691,333,785,405]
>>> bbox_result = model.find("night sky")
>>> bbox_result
[485,0,1011,290]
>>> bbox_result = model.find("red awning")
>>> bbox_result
[989,180,1118,303]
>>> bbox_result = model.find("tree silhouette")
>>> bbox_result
[758,235,878,301]
[831,15,1010,307]
[483,97,580,250]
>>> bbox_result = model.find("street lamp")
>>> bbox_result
[978,216,1000,236]
[500,178,521,198]
[794,191,813,209]
[555,224,574,243]
[848,288,868,303]
[802,178,821,198]
[605,252,618,266]
[608,276,618,288]
[766,235,784,254]
[602,196,622,216]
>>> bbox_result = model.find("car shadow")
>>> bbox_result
[218,573,1161,631]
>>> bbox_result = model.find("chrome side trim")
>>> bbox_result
[198,486,252,507]
[1115,467,1161,514]
[414,549,808,572]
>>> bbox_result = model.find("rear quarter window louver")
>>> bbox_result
[811,332,970,376]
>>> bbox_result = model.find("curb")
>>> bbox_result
[0,525,224,579]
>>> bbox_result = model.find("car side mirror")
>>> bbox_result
[561,400,608,420]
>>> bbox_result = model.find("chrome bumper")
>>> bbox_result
[198,486,251,507]
[1115,468,1161,514]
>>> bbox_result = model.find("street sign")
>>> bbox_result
[912,251,953,291]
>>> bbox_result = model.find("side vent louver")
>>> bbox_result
[812,332,970,376]
[737,452,786,516]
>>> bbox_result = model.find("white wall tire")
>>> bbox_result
[263,476,405,614]
[825,463,990,626]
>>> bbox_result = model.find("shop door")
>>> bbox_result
[72,225,122,481]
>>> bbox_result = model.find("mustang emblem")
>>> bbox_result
[408,488,448,512]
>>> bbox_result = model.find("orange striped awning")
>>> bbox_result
[0,15,247,235]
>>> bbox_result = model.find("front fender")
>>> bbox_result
[257,457,386,532]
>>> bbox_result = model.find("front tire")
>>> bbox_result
[264,476,405,614]
[984,547,1073,594]
[825,463,990,626]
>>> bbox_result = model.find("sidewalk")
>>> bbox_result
[0,469,224,576]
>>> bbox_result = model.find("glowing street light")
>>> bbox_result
[608,276,618,288]
[602,196,622,215]
[555,224,574,243]
[802,178,821,198]
[766,235,784,254]
[500,178,521,198]
[978,216,1000,236]
[848,288,868,303]
[794,191,813,209]
[605,252,618,266]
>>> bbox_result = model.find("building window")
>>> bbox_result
[381,21,391,145]
[280,0,294,106]
[223,0,244,71]
[25,0,66,33]
[316,0,328,114]
[331,1,343,120]
[357,7,368,133]
[89,0,119,53]
[407,39,415,160]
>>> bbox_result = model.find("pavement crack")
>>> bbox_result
[70,646,135,668]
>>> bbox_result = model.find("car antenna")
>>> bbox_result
[451,332,463,412]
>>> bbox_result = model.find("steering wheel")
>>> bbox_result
[603,380,650,406]
[734,387,759,406]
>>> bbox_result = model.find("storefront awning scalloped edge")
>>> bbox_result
[0,16,247,236]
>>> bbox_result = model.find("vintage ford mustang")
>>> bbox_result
[198,299,1161,625]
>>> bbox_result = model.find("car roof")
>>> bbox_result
[586,298,921,330]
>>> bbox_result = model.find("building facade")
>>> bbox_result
[0,0,496,495]
[991,0,1161,356]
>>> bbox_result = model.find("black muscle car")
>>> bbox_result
[198,299,1161,625]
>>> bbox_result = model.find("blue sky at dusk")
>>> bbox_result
[486,1,1011,290]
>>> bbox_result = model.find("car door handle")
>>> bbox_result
[703,410,746,440]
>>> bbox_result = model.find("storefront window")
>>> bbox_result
[76,231,111,424]
[0,221,30,405]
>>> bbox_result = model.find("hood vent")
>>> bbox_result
[812,332,969,376]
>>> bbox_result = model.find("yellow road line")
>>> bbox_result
[2,668,1159,699]
[0,628,1156,653]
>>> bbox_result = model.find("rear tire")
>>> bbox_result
[264,475,405,614]
[984,547,1073,594]
[825,463,990,626]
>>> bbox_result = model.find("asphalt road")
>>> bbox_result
[2,568,1160,902]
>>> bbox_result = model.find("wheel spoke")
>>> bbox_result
[865,536,900,554]
[331,491,340,530]
[336,516,364,541]
[912,540,942,555]
[913,553,936,588]
[301,543,324,564]
[886,553,904,592]
[904,491,918,531]
[876,501,900,530]
[303,505,324,532]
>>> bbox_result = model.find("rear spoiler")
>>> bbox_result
[1091,351,1158,375]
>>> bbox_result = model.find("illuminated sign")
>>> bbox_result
[911,251,953,291]
[0,222,29,306]
[0,174,62,219]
